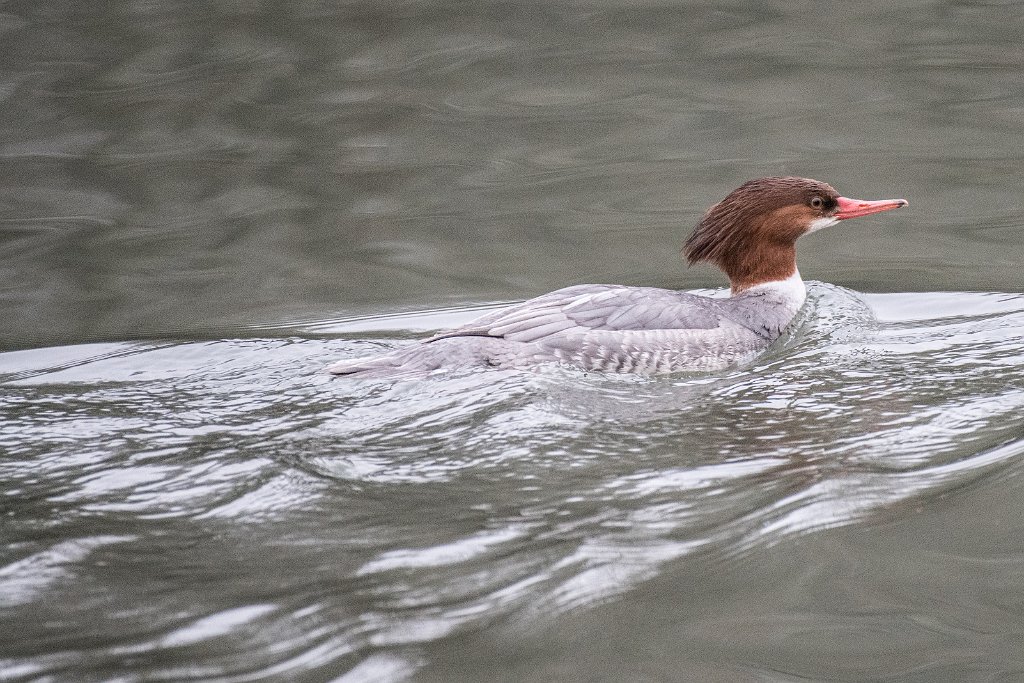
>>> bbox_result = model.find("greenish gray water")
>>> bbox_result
[2,1,1024,681]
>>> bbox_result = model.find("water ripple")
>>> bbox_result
[3,288,1024,678]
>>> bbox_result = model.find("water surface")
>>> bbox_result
[4,286,1024,680]
[3,0,1024,680]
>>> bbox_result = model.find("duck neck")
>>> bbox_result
[726,242,799,295]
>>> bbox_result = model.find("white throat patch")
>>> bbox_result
[806,216,839,234]
[737,269,807,306]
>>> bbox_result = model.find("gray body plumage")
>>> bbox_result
[327,277,806,377]
[325,176,908,378]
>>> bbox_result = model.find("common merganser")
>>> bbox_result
[328,177,907,376]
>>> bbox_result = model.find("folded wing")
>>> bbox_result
[428,285,726,345]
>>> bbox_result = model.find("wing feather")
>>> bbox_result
[427,285,728,347]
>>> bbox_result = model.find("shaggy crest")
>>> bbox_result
[682,177,840,291]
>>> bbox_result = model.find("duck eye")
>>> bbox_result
[810,196,824,209]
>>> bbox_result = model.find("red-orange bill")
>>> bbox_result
[835,196,909,220]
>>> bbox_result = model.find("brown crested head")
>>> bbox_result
[682,177,907,292]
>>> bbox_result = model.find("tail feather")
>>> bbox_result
[325,343,452,378]
[326,337,518,378]
[325,352,418,378]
